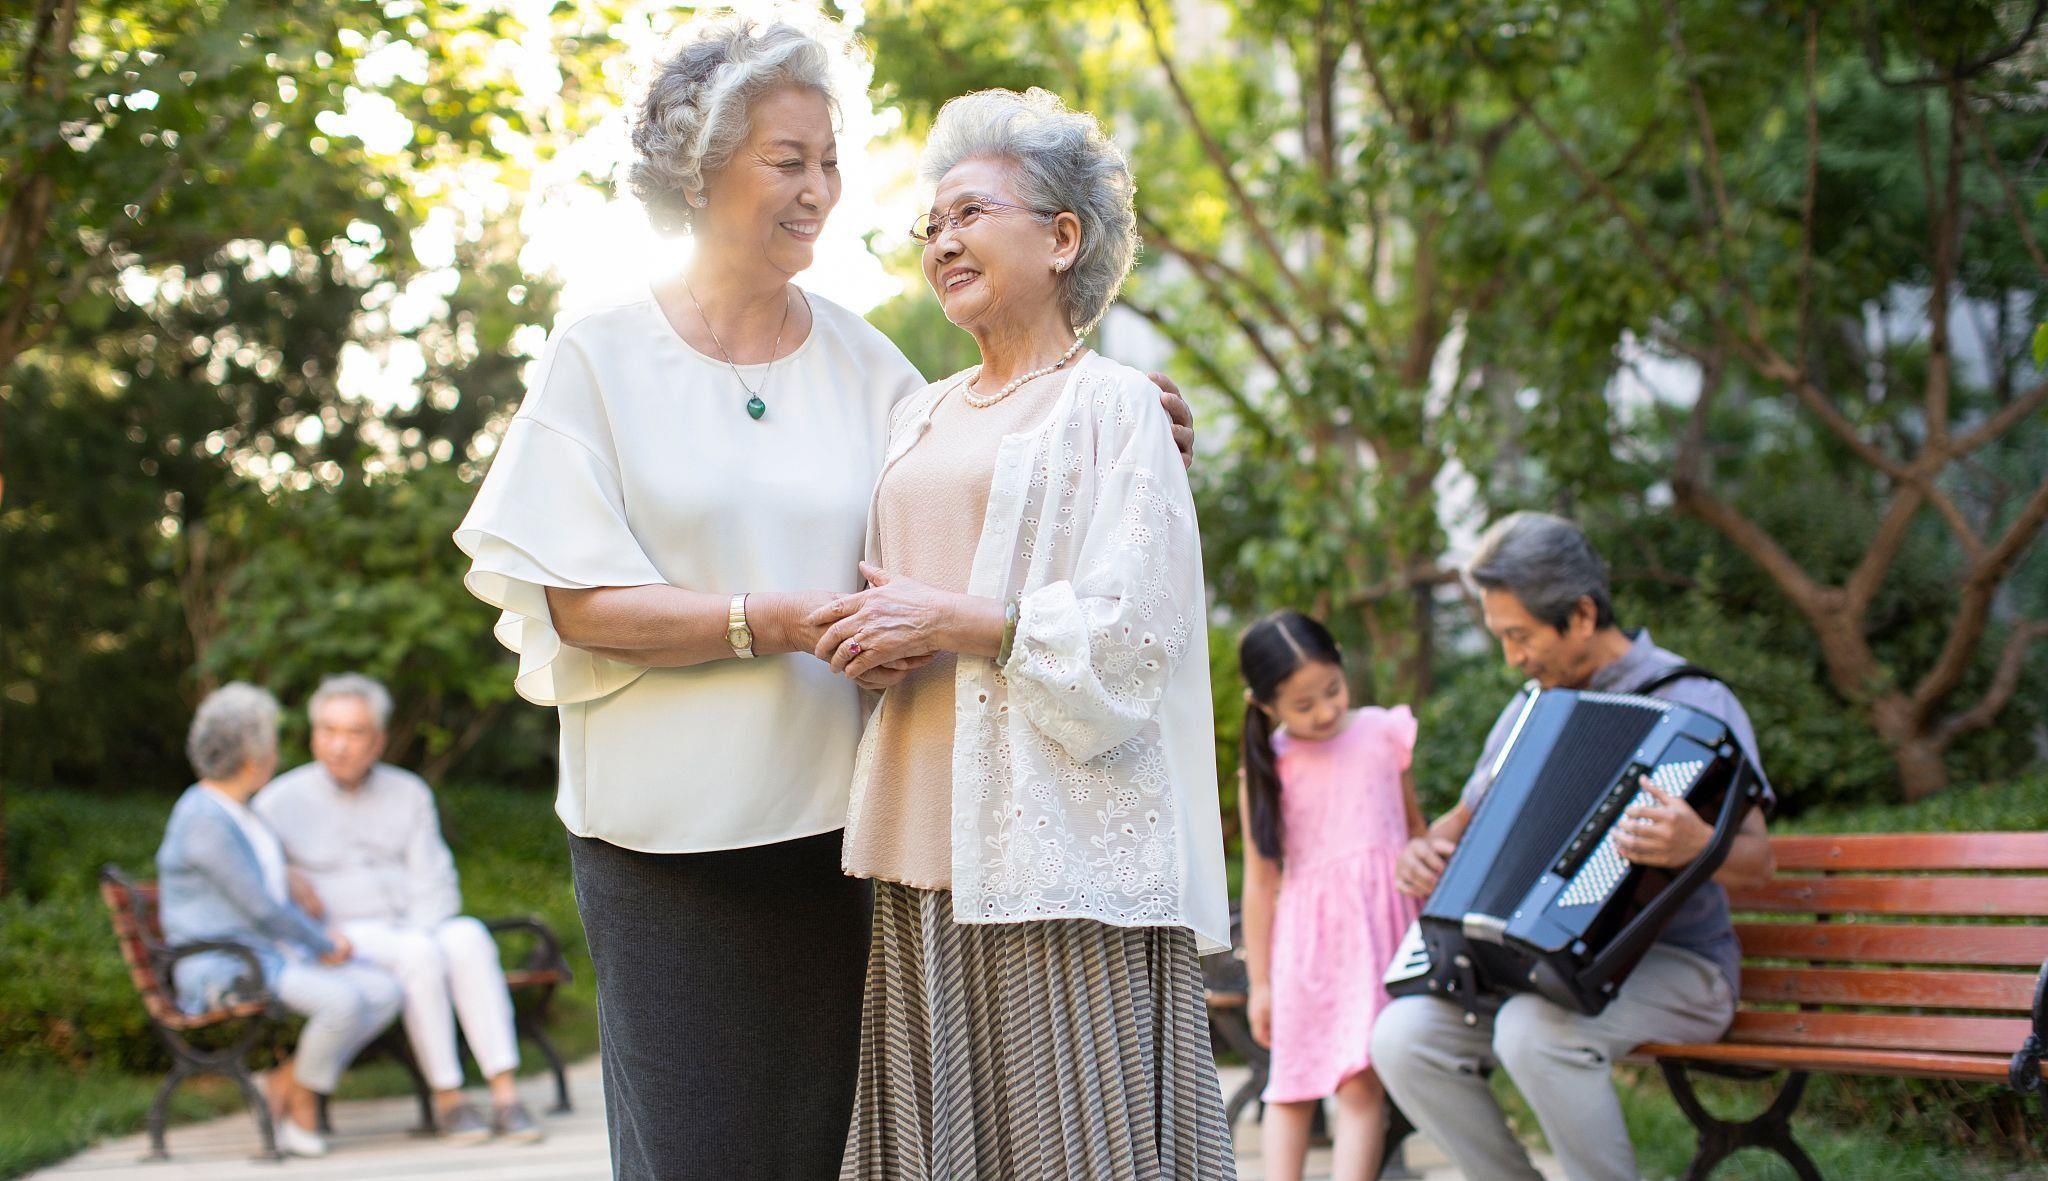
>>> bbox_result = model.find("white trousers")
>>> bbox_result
[340,916,521,1091]
[272,959,403,1094]
[1370,943,1735,1181]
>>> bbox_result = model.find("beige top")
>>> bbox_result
[843,368,1073,888]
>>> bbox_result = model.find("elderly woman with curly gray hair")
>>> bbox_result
[813,89,1235,1180]
[454,12,1196,1181]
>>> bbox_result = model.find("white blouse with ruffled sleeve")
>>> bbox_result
[455,291,924,853]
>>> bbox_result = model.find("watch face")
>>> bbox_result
[727,626,752,648]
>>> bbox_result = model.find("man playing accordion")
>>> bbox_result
[1373,512,1777,1181]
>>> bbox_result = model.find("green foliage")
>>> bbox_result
[1781,769,2048,834]
[864,286,980,381]
[1,0,584,792]
[195,465,552,781]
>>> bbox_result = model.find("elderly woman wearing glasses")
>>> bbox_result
[813,88,1234,1179]
[455,14,1192,1181]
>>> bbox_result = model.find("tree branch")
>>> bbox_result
[1948,376,2048,457]
[1959,98,2048,282]
[1343,563,1460,608]
[1843,482,1928,619]
[1934,620,2048,744]
[1910,471,2048,721]
[1130,0,1358,338]
[1671,470,1833,619]
[1797,5,1820,364]
[1135,209,1313,352]
[1119,295,1280,448]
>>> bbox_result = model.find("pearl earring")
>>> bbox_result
[1053,259,1068,272]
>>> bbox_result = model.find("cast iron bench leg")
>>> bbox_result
[1660,1061,1822,1181]
[518,988,574,1113]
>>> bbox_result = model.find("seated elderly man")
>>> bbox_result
[255,673,541,1145]
[1371,512,1777,1181]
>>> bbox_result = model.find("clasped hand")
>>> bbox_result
[806,562,951,691]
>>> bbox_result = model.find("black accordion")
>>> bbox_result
[1384,686,1763,1015]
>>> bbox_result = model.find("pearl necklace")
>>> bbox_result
[962,336,1086,408]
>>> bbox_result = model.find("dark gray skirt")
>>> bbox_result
[569,829,870,1181]
[841,881,1238,1180]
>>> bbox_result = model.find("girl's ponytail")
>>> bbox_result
[1237,610,1344,868]
[1241,692,1286,865]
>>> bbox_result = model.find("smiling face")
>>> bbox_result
[921,156,1078,334]
[1480,586,1603,689]
[694,85,840,277]
[1262,659,1351,742]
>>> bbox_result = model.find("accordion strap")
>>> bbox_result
[1632,662,1722,697]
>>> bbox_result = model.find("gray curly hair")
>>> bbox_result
[186,682,281,782]
[920,88,1141,334]
[628,10,852,235]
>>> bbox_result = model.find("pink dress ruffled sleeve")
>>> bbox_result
[1263,705,1422,1102]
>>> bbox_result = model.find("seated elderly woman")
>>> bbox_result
[156,683,402,1159]
[812,89,1234,1179]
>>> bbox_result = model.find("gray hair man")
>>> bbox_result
[255,673,541,1146]
[1370,512,1777,1181]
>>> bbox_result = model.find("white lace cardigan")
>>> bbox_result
[845,353,1230,955]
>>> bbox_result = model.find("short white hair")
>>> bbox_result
[920,88,1140,333]
[309,673,393,731]
[186,683,281,781]
[627,9,856,235]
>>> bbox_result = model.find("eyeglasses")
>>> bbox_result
[910,198,1051,244]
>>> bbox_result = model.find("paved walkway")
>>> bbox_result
[30,1060,1561,1180]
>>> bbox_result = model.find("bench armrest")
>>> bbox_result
[158,940,275,1009]
[484,916,570,977]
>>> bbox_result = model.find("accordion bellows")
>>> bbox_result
[1385,687,1764,1015]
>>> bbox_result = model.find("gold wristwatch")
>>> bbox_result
[726,593,756,659]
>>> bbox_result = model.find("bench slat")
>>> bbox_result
[1731,875,2048,917]
[1725,1010,2031,1055]
[1633,1043,2035,1083]
[1767,833,2048,872]
[1738,966,2036,1012]
[1734,921,2048,966]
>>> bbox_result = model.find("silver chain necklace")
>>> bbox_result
[681,277,794,421]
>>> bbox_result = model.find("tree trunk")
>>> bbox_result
[1871,694,1952,801]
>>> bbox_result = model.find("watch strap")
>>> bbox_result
[728,593,755,659]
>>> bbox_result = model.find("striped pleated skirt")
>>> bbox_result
[840,881,1238,1181]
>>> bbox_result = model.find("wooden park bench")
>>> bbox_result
[99,865,576,1160]
[1633,831,2048,1179]
[1206,833,2048,1180]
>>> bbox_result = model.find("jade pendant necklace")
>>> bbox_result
[681,277,795,421]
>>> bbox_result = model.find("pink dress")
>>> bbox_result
[1263,706,1421,1103]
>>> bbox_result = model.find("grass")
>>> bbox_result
[1488,1067,2038,1181]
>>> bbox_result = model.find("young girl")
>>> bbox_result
[1237,611,1425,1181]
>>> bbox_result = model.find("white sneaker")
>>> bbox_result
[274,1116,329,1158]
